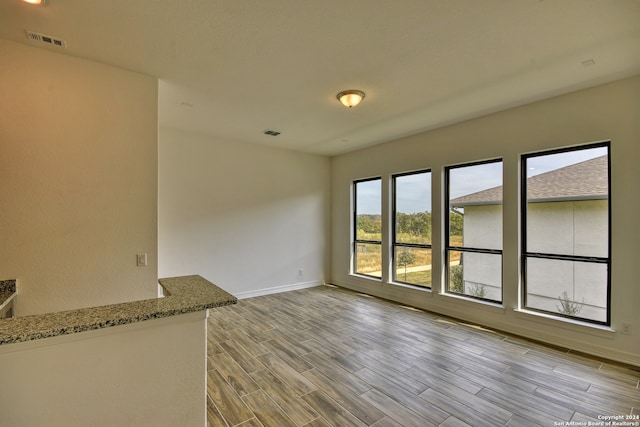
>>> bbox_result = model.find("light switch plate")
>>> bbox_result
[136,253,147,267]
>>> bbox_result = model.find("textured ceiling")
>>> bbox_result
[2,0,639,156]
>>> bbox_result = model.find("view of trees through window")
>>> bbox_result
[351,141,610,326]
[354,178,382,277]
[393,171,432,287]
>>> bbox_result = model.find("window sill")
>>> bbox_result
[349,273,382,283]
[388,281,433,293]
[438,292,505,312]
[513,308,615,338]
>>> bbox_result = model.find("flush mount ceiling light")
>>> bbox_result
[336,90,365,108]
[22,0,47,5]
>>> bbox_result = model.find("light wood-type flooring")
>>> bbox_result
[206,284,639,427]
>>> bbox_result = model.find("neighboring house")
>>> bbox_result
[451,155,608,320]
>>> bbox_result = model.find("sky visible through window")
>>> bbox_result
[449,161,502,200]
[356,180,381,215]
[356,146,606,214]
[526,146,606,178]
[396,173,431,214]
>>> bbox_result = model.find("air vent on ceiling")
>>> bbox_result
[26,30,67,48]
[263,130,281,136]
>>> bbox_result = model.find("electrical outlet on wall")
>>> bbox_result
[621,323,632,335]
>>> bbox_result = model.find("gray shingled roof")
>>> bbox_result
[451,155,608,207]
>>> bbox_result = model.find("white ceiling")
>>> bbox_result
[2,0,639,156]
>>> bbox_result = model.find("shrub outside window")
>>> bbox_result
[522,143,610,325]
[446,159,503,303]
[392,170,432,287]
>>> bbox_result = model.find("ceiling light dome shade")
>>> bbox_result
[337,90,365,108]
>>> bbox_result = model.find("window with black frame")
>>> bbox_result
[445,159,503,303]
[392,170,432,287]
[522,143,610,325]
[353,178,382,278]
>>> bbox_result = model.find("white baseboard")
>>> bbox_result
[234,280,323,300]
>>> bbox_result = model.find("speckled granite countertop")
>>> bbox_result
[0,275,236,345]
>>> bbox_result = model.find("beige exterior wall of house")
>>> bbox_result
[458,204,503,300]
[462,200,608,321]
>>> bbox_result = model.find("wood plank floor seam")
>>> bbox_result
[206,285,640,427]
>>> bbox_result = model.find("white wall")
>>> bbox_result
[0,40,158,316]
[330,75,640,366]
[528,200,608,257]
[159,128,330,298]
[0,312,207,427]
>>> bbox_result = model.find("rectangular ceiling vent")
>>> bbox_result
[26,30,67,48]
[263,130,281,136]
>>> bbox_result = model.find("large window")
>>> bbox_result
[446,159,503,302]
[522,143,610,325]
[354,178,382,278]
[392,171,432,287]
